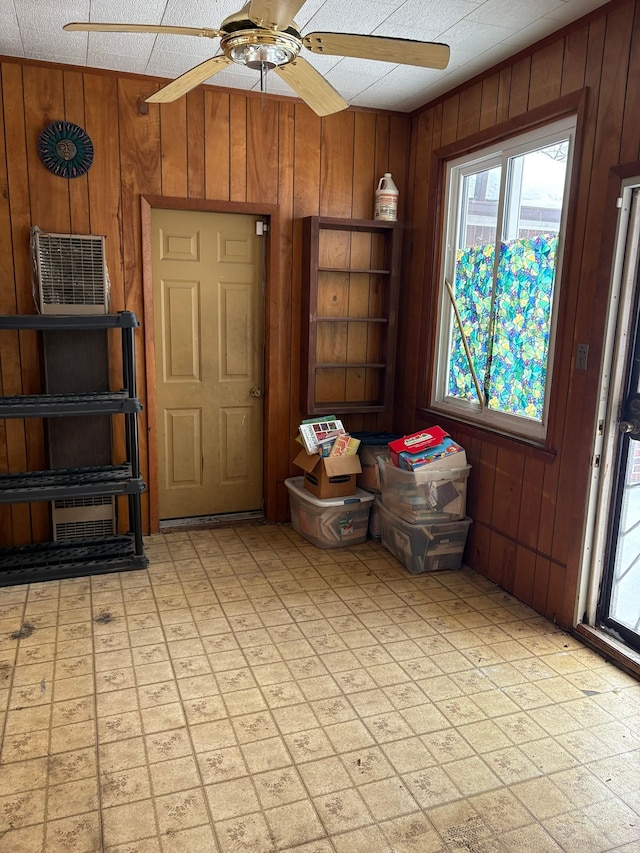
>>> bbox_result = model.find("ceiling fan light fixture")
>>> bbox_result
[222,30,301,70]
[229,42,290,69]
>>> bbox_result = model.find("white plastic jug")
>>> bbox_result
[374,172,399,221]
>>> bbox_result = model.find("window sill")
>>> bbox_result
[416,407,558,462]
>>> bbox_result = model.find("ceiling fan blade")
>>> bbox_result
[248,0,306,30]
[64,22,222,38]
[275,57,348,117]
[146,56,232,103]
[303,32,450,70]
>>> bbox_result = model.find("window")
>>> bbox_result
[432,116,576,440]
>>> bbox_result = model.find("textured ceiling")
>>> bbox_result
[0,0,611,112]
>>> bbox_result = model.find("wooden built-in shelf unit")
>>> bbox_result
[301,216,401,415]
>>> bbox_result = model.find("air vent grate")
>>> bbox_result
[55,519,115,540]
[52,495,116,541]
[32,228,109,314]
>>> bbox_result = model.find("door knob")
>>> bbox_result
[620,419,640,434]
[250,386,262,398]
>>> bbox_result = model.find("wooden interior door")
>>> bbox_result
[151,208,264,521]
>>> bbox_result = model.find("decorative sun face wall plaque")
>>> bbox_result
[38,121,94,179]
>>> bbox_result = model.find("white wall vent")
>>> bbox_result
[31,227,109,314]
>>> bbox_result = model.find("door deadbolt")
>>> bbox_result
[250,387,262,397]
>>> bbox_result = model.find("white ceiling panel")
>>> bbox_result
[0,0,612,113]
[468,0,568,29]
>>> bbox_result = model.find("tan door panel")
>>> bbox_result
[152,208,264,520]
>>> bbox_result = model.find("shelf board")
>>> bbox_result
[315,362,385,369]
[0,535,148,586]
[0,312,139,330]
[0,391,142,418]
[0,464,145,504]
[318,267,390,275]
[310,402,386,414]
[314,216,399,233]
[316,317,388,323]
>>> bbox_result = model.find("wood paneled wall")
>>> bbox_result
[0,59,410,543]
[401,0,639,628]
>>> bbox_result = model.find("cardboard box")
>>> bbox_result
[293,448,362,499]
[388,426,449,467]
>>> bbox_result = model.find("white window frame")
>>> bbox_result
[431,115,577,442]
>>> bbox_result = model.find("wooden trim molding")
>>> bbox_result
[574,624,640,681]
[140,195,280,533]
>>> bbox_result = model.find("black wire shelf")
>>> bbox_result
[0,391,142,417]
[0,535,148,586]
[0,464,145,504]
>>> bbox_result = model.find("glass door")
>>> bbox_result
[596,189,640,652]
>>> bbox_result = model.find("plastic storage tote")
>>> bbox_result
[377,500,472,574]
[377,455,471,522]
[352,432,401,492]
[285,477,374,549]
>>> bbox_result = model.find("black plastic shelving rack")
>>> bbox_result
[0,311,148,586]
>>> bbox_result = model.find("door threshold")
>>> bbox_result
[574,624,640,680]
[159,511,265,533]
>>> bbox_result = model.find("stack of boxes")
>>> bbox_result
[375,427,472,574]
[285,418,374,548]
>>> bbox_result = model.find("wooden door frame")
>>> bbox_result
[141,195,280,533]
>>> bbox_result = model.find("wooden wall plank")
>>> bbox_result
[118,76,162,528]
[63,70,91,235]
[513,544,536,606]
[247,97,279,203]
[517,456,545,551]
[619,3,640,162]
[457,82,482,138]
[488,529,517,592]
[230,93,247,202]
[396,108,434,430]
[186,90,205,199]
[160,100,188,198]
[473,441,497,528]
[273,101,295,518]
[492,445,524,539]
[507,56,531,117]
[204,91,230,199]
[353,112,376,220]
[440,96,459,146]
[496,68,512,124]
[320,111,355,217]
[466,521,491,580]
[3,62,45,543]
[561,27,588,95]
[528,41,564,109]
[23,66,70,233]
[479,74,499,131]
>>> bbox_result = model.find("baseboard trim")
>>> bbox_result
[159,511,265,532]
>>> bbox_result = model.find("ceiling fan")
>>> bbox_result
[64,0,450,117]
